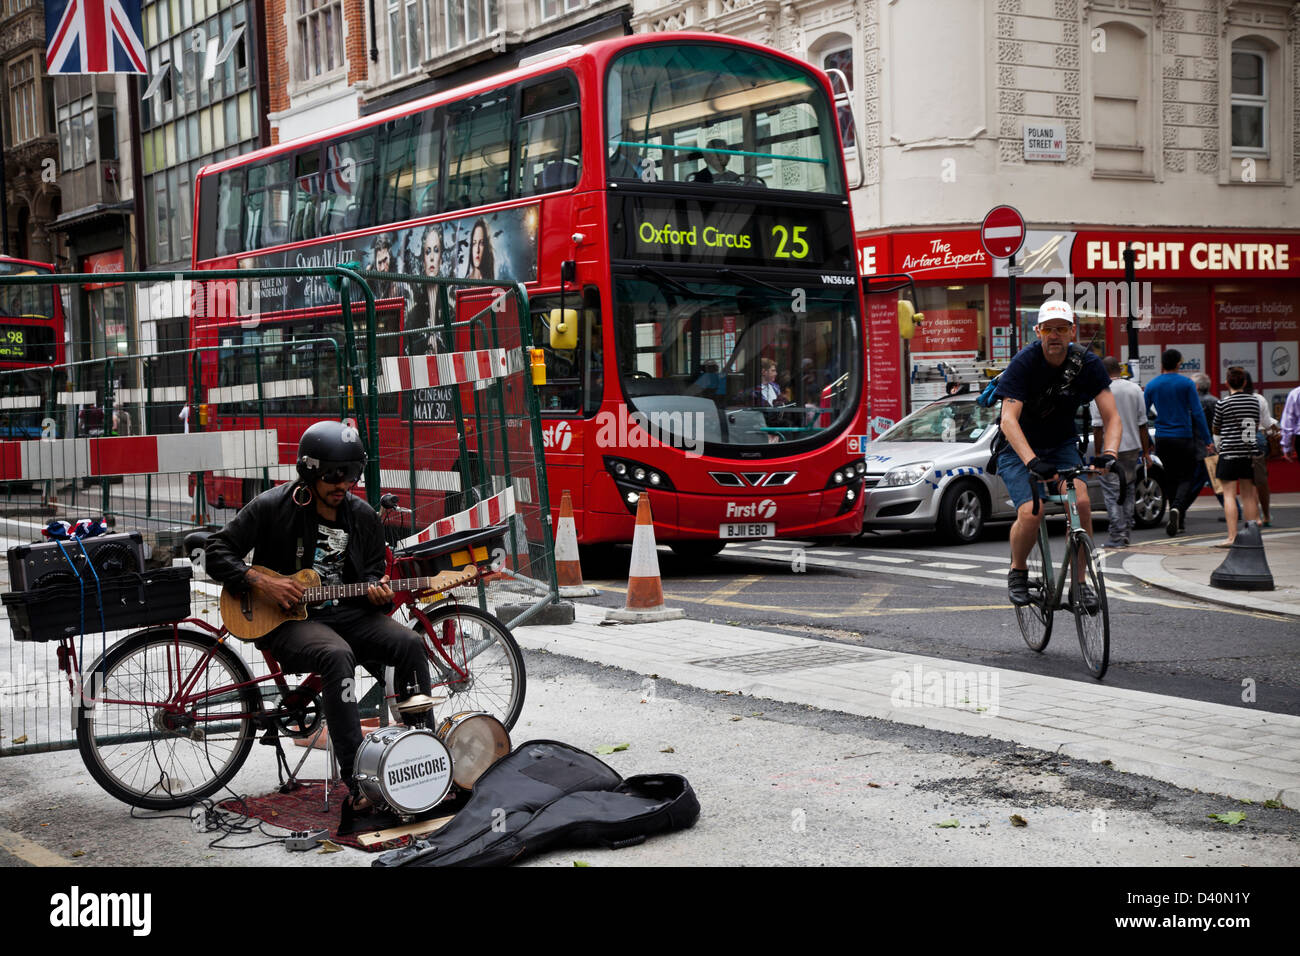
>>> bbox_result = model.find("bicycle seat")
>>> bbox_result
[184,531,212,553]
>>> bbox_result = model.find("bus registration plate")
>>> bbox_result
[719,522,775,539]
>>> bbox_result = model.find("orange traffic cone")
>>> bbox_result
[605,494,685,623]
[555,490,597,597]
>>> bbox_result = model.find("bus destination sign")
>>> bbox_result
[613,197,853,273]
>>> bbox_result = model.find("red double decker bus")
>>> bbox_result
[191,33,871,557]
[0,256,67,440]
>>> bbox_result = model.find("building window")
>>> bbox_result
[444,0,497,50]
[7,58,37,146]
[539,0,581,19]
[1230,44,1267,155]
[295,0,345,83]
[98,92,118,161]
[389,0,425,76]
[821,46,856,151]
[57,96,97,171]
[1090,21,1148,176]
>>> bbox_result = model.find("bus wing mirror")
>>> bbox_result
[549,308,579,350]
[897,301,924,340]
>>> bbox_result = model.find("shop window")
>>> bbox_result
[1091,21,1148,177]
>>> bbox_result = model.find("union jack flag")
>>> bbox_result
[45,0,147,75]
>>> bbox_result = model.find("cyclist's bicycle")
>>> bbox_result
[1015,464,1124,680]
[71,500,524,809]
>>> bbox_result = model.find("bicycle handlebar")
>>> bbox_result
[1028,461,1126,517]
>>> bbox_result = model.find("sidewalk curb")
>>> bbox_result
[1123,553,1300,619]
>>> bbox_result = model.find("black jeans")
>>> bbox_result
[1155,436,1200,517]
[256,604,430,777]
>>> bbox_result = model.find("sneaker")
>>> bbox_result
[1008,568,1031,606]
[1166,507,1180,537]
[1104,539,1128,549]
[1071,583,1100,614]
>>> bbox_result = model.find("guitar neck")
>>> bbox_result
[304,576,458,603]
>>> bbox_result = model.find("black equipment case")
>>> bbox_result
[2,565,192,643]
[7,531,146,591]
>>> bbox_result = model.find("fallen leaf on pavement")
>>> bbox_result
[573,860,590,867]
[317,840,344,853]
[1207,812,1246,825]
[935,819,960,828]
[595,743,629,755]
[867,783,881,789]
[730,716,742,722]
[659,746,674,753]
[1010,814,1028,827]
[71,850,85,858]
[12,735,26,745]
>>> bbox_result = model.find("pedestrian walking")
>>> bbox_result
[1144,349,1213,536]
[1192,373,1228,519]
[1281,384,1300,462]
[1242,371,1275,526]
[1211,367,1262,547]
[1090,356,1150,547]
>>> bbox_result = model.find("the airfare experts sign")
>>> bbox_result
[1023,123,1066,162]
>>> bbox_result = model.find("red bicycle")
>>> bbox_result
[68,502,524,810]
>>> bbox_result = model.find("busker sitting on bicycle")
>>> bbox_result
[995,300,1122,609]
[205,419,435,814]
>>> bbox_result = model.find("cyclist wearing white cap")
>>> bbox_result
[994,300,1122,607]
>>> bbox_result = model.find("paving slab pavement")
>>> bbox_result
[510,603,1300,808]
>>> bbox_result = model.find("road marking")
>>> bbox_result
[0,826,75,867]
[923,562,979,570]
[814,550,853,556]
[708,575,764,601]
[853,554,910,564]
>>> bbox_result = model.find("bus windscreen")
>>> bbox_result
[606,43,843,194]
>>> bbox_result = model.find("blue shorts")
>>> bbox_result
[997,440,1083,509]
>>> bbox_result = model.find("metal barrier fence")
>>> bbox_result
[0,268,556,757]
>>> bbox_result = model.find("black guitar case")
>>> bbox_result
[373,740,699,867]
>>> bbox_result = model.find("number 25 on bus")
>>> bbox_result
[191,33,879,559]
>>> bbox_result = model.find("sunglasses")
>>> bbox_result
[318,462,364,484]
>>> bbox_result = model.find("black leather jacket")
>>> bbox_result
[205,481,386,608]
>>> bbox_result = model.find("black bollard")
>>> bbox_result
[1209,521,1274,591]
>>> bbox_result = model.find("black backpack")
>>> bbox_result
[983,344,1087,475]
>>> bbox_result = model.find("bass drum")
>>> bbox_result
[353,726,453,814]
[436,711,511,790]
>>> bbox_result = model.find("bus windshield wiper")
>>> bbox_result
[634,264,722,299]
[715,268,792,297]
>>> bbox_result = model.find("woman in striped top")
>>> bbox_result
[1211,366,1261,547]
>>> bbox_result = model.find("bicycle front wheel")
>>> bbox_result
[1070,533,1110,679]
[1016,533,1054,652]
[414,604,526,730]
[75,628,261,809]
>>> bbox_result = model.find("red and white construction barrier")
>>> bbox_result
[397,486,517,549]
[377,348,524,393]
[0,429,279,481]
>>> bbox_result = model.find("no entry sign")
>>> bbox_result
[980,205,1026,259]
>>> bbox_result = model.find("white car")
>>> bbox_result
[861,395,1166,543]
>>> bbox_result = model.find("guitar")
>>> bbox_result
[220,564,480,641]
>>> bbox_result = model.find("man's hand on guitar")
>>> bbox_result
[248,568,306,611]
[367,575,394,607]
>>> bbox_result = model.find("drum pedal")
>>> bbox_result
[284,829,330,852]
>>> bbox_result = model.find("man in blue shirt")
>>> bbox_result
[1143,349,1213,537]
[996,301,1120,608]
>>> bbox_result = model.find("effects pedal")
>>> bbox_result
[285,829,330,852]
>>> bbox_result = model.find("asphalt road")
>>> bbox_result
[580,500,1300,716]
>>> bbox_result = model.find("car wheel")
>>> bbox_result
[1131,468,1166,529]
[938,481,986,544]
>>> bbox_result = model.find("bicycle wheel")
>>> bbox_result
[1015,533,1054,652]
[1070,533,1110,679]
[411,604,525,730]
[75,627,261,809]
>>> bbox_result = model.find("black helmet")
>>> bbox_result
[297,420,366,484]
